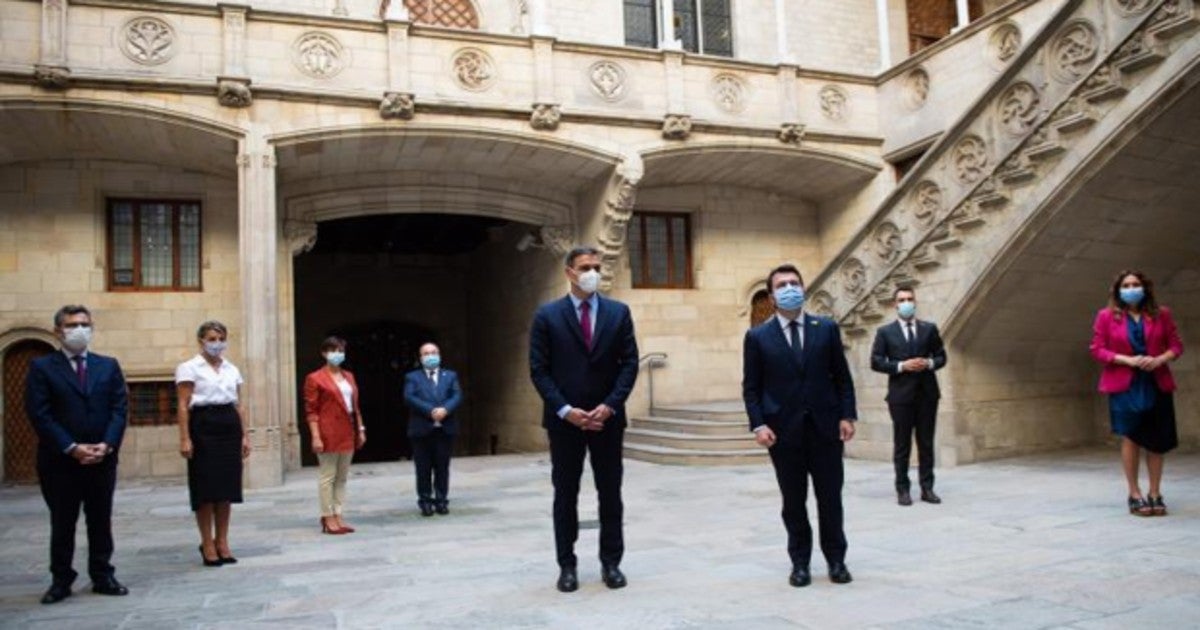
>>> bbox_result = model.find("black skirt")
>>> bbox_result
[188,404,244,511]
[1110,391,1179,455]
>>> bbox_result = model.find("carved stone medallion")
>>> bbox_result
[1112,0,1155,15]
[710,73,747,114]
[911,180,943,227]
[809,290,835,317]
[841,258,868,298]
[292,32,346,79]
[451,48,495,91]
[380,92,415,120]
[997,81,1040,135]
[988,22,1022,65]
[588,61,627,102]
[119,16,176,66]
[952,135,990,184]
[818,85,848,121]
[1050,20,1099,83]
[872,222,903,263]
[904,68,930,109]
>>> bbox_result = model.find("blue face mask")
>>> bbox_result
[324,351,345,367]
[421,355,441,370]
[773,285,805,311]
[897,302,916,320]
[1119,287,1144,306]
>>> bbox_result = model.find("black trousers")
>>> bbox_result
[889,396,938,492]
[768,418,846,568]
[411,430,453,507]
[37,451,118,586]
[548,426,624,569]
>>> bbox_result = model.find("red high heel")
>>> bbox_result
[320,517,345,535]
[338,520,356,533]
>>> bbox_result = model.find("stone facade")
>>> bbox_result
[1,0,1197,485]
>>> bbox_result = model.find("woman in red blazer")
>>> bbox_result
[1089,270,1183,517]
[303,336,365,534]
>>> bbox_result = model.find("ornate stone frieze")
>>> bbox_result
[818,85,848,121]
[997,81,1040,135]
[710,73,747,114]
[1112,0,1155,15]
[1111,30,1166,73]
[538,225,574,257]
[1080,64,1127,103]
[840,258,867,299]
[808,290,835,317]
[1048,96,1097,133]
[904,68,930,109]
[988,22,1022,65]
[451,48,495,91]
[996,153,1036,185]
[952,135,989,184]
[292,32,346,79]
[119,16,176,66]
[777,123,805,145]
[596,159,643,289]
[1147,0,1199,38]
[33,65,70,89]
[1050,20,1099,83]
[588,60,627,102]
[217,78,252,108]
[661,114,692,140]
[530,103,561,130]
[911,180,943,228]
[379,91,415,120]
[872,222,903,263]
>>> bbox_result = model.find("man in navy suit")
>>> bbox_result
[403,342,463,517]
[529,246,639,593]
[743,264,858,587]
[25,305,129,604]
[870,285,947,506]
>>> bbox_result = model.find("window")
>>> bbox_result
[107,199,202,291]
[403,0,480,29]
[627,211,693,289]
[624,0,733,57]
[128,381,178,426]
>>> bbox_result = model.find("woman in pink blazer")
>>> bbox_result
[1090,270,1183,517]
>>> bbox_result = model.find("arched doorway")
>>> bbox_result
[749,289,773,327]
[3,339,54,483]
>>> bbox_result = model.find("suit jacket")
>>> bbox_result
[529,295,640,432]
[1090,306,1184,393]
[25,351,128,460]
[303,367,361,453]
[742,313,857,443]
[404,368,463,438]
[869,319,948,404]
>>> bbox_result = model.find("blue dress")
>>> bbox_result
[1108,315,1178,453]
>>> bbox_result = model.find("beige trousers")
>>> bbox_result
[316,452,353,516]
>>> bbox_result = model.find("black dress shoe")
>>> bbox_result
[435,503,449,515]
[601,564,627,589]
[219,555,238,565]
[828,562,853,584]
[199,545,222,567]
[41,583,71,605]
[788,566,811,587]
[556,567,578,593]
[921,489,942,504]
[420,504,435,517]
[92,578,129,596]
[897,490,913,506]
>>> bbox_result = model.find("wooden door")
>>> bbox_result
[750,290,774,328]
[4,340,54,483]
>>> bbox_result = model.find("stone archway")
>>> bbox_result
[2,338,55,483]
[749,289,773,328]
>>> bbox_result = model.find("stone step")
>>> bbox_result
[629,415,748,436]
[624,442,767,466]
[625,427,757,451]
[651,400,747,422]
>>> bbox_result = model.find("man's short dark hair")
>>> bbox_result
[319,336,346,352]
[564,246,601,268]
[894,285,916,300]
[53,305,91,328]
[196,320,228,339]
[766,264,804,290]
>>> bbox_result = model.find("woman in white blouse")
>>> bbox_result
[303,336,365,534]
[176,321,250,567]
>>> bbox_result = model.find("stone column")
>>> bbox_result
[529,0,552,36]
[237,132,283,488]
[954,0,970,30]
[875,0,892,70]
[774,0,792,64]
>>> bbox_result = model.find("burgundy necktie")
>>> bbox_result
[73,355,86,389]
[580,301,593,351]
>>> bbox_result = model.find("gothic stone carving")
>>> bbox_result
[662,114,692,140]
[530,103,561,130]
[1050,20,1099,83]
[998,81,1040,135]
[710,73,747,114]
[1112,0,1155,15]
[451,48,495,91]
[904,68,930,109]
[379,91,415,120]
[841,258,868,298]
[33,65,70,89]
[293,32,346,79]
[588,60,627,101]
[777,123,805,145]
[217,78,252,108]
[872,222,903,263]
[952,135,989,184]
[285,220,318,255]
[818,85,848,121]
[539,225,574,257]
[989,22,1022,64]
[911,180,943,228]
[120,16,176,66]
[809,290,835,317]
[1111,30,1165,73]
[597,160,643,289]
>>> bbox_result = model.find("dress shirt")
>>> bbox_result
[775,312,805,349]
[558,292,601,420]
[896,318,929,373]
[175,354,243,407]
[60,349,89,454]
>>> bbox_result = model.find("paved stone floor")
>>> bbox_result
[1,449,1197,629]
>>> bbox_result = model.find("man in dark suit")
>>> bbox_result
[743,264,857,588]
[403,342,463,517]
[870,285,947,506]
[529,245,639,593]
[24,305,129,604]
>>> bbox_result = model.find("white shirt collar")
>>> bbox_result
[569,292,599,311]
[775,311,806,329]
[62,348,88,361]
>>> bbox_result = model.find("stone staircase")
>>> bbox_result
[625,401,767,465]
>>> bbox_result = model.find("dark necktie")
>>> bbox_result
[428,370,437,386]
[788,320,803,361]
[73,355,86,389]
[906,322,917,355]
[580,301,593,351]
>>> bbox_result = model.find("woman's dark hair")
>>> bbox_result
[1108,269,1159,316]
[319,336,346,353]
[196,320,228,339]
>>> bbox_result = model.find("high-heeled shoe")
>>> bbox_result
[198,545,222,567]
[337,520,355,534]
[320,517,345,535]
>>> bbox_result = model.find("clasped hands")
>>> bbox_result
[565,404,613,431]
[901,358,931,372]
[1120,354,1166,372]
[71,442,109,465]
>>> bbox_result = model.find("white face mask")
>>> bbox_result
[576,269,601,294]
[204,341,227,357]
[62,326,92,353]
